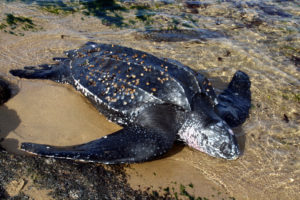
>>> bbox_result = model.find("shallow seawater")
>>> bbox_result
[0,0,299,199]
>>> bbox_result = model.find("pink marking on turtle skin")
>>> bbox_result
[178,124,205,152]
[181,133,205,153]
[193,145,205,153]
[228,128,234,136]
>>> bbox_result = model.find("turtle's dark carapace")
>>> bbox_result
[10,42,251,163]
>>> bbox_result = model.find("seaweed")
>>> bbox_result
[0,23,7,30]
[180,184,195,200]
[282,92,300,103]
[0,13,39,35]
[41,5,76,15]
[3,0,206,31]
[5,13,33,26]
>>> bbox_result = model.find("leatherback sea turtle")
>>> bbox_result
[10,42,251,164]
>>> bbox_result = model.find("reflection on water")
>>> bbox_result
[0,0,299,199]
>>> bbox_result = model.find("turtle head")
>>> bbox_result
[179,112,240,160]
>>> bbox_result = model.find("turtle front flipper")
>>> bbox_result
[21,126,174,164]
[21,104,180,164]
[216,71,251,127]
[10,59,71,82]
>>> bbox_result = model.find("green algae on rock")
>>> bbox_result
[0,13,40,36]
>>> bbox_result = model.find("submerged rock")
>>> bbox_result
[258,3,292,17]
[136,29,226,42]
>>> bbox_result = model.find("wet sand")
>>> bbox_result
[0,1,299,199]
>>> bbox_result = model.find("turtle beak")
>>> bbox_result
[178,111,241,160]
[201,120,240,160]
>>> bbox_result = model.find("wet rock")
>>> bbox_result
[185,1,210,14]
[283,114,289,123]
[0,151,168,199]
[136,29,226,42]
[224,50,231,57]
[44,158,56,165]
[69,189,81,199]
[0,184,8,199]
[241,2,292,17]
[185,1,210,9]
[246,17,263,27]
[5,179,26,197]
[155,0,175,4]
[258,3,292,17]
[0,143,6,152]
[239,12,264,28]
[291,55,300,70]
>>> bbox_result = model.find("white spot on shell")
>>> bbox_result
[214,98,218,105]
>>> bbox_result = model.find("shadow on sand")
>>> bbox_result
[0,105,21,153]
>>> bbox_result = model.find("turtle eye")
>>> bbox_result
[220,142,232,157]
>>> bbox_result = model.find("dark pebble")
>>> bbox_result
[283,114,289,123]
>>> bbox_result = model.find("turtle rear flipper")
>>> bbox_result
[21,104,179,164]
[10,60,71,82]
[216,71,251,127]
